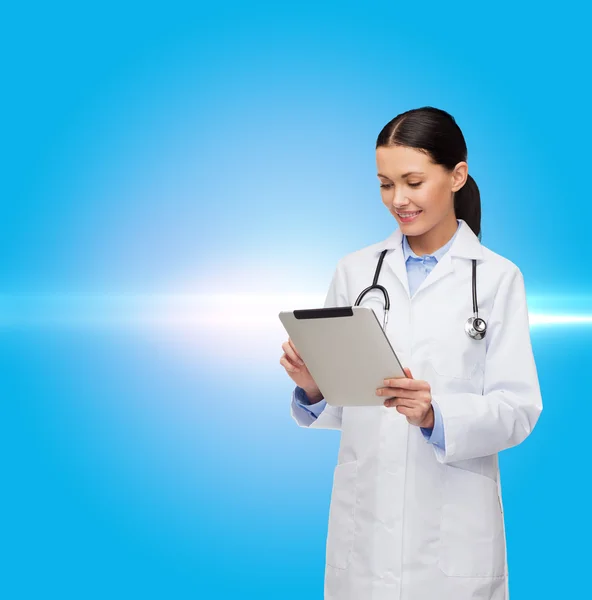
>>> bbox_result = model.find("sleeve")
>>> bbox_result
[429,267,543,463]
[294,386,328,417]
[289,258,348,430]
[420,399,445,450]
[290,387,328,427]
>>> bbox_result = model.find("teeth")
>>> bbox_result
[398,211,421,217]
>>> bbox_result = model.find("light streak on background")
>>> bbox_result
[2,293,591,329]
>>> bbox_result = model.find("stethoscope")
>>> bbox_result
[354,249,487,340]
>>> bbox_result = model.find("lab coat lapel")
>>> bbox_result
[379,228,410,298]
[412,251,455,298]
[413,220,484,298]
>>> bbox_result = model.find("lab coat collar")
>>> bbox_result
[376,219,483,298]
[378,218,483,260]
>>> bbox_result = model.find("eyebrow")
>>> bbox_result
[377,171,425,179]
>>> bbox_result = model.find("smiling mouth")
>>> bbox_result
[395,210,423,221]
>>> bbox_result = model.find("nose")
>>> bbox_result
[392,188,410,208]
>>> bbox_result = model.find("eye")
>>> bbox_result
[380,182,422,189]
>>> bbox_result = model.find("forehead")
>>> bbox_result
[375,145,434,177]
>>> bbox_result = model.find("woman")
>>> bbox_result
[280,106,542,600]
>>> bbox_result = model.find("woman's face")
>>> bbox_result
[375,145,467,236]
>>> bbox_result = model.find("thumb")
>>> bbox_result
[403,367,414,379]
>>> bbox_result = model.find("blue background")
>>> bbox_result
[1,1,590,598]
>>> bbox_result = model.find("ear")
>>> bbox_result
[452,161,468,191]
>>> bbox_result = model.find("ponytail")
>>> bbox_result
[453,174,481,240]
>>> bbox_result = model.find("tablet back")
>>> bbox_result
[279,306,405,407]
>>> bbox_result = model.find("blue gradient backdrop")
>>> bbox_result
[1,2,590,598]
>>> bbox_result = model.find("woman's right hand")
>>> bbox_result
[280,337,323,402]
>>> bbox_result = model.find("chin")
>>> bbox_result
[394,214,423,228]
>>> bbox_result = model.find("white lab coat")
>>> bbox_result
[291,219,542,600]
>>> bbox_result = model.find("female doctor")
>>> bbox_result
[280,106,542,600]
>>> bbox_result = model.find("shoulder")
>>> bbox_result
[479,243,526,298]
[336,238,388,271]
[480,243,522,278]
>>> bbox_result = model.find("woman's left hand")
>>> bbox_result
[376,367,434,428]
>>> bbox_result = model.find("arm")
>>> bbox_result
[289,259,348,430]
[430,267,542,463]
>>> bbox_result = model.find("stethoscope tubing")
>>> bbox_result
[354,249,487,340]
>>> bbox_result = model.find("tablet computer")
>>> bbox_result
[278,306,406,407]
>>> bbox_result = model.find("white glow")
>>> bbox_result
[529,314,592,326]
[1,294,591,330]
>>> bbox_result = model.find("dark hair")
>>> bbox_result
[376,107,481,239]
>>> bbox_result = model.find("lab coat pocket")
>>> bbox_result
[438,466,506,578]
[325,460,358,570]
[429,339,481,380]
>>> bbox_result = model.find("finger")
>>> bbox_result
[280,354,301,373]
[383,377,429,391]
[403,367,413,379]
[395,405,423,420]
[393,397,420,407]
[389,403,416,412]
[381,390,417,402]
[287,338,305,365]
[385,395,430,409]
[377,387,424,402]
[384,397,414,409]
[283,340,305,366]
[394,392,432,405]
[379,385,426,398]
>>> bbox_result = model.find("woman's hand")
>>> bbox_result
[376,367,434,428]
[280,337,323,402]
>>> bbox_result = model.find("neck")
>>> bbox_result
[407,216,458,256]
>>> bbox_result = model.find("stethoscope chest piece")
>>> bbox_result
[465,316,487,340]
